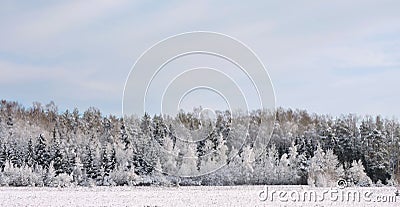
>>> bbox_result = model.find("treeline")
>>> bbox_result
[0,100,399,187]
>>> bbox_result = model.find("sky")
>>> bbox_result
[1,0,400,118]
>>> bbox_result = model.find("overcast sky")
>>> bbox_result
[1,1,399,118]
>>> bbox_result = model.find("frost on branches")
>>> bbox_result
[0,101,398,187]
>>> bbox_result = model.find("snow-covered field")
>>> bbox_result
[0,185,398,207]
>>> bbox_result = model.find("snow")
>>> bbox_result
[0,186,398,207]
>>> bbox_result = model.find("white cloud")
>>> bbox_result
[0,0,399,117]
[0,60,68,83]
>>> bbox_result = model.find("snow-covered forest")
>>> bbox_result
[0,100,399,187]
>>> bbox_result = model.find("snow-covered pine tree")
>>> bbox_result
[132,131,155,176]
[307,146,325,187]
[385,119,400,182]
[130,114,158,176]
[52,145,66,176]
[0,143,6,171]
[364,130,390,183]
[82,145,96,181]
[242,145,255,174]
[199,138,216,174]
[254,144,279,185]
[51,132,69,176]
[71,155,84,186]
[360,116,391,184]
[161,133,178,174]
[347,160,372,187]
[100,144,116,185]
[152,115,166,146]
[34,134,50,170]
[8,141,21,168]
[178,143,198,176]
[324,149,345,185]
[215,132,228,166]
[24,138,35,168]
[44,161,56,187]
[333,118,358,167]
[109,146,117,173]
[120,124,130,150]
[92,145,103,185]
[308,146,344,187]
[285,142,301,184]
[100,144,110,182]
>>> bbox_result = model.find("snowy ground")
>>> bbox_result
[0,185,399,207]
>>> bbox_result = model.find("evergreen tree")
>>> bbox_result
[0,143,6,171]
[35,134,50,169]
[101,145,109,177]
[109,147,116,172]
[120,124,130,149]
[333,119,356,166]
[347,160,372,187]
[100,144,116,180]
[72,155,84,185]
[161,133,178,174]
[52,144,66,176]
[199,138,216,174]
[8,142,21,167]
[152,115,166,146]
[44,161,57,187]
[285,142,301,184]
[363,127,391,184]
[132,132,155,176]
[25,138,35,168]
[178,143,198,176]
[308,146,344,187]
[82,145,96,180]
